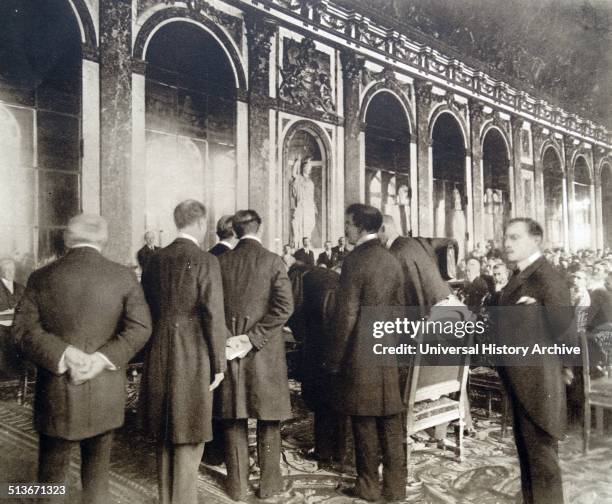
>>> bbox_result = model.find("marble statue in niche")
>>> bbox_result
[521,129,530,157]
[449,187,466,260]
[290,156,317,246]
[386,178,411,236]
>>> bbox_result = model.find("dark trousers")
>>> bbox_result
[222,419,283,501]
[156,441,205,504]
[512,402,564,504]
[351,414,406,501]
[38,431,113,504]
[314,409,351,463]
[202,419,224,465]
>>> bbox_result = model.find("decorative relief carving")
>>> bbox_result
[279,37,335,114]
[361,66,411,99]
[256,0,609,146]
[139,0,242,45]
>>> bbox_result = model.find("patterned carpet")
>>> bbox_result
[0,379,611,503]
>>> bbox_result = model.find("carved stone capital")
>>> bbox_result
[245,13,277,93]
[414,79,433,107]
[510,114,522,133]
[340,50,365,82]
[532,124,546,145]
[469,99,484,123]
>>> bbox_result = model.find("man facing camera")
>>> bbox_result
[294,236,315,266]
[13,214,152,504]
[215,210,294,501]
[497,218,574,504]
[136,230,159,273]
[140,200,227,504]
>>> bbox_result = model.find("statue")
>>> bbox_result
[449,187,466,261]
[290,156,317,247]
[388,183,411,236]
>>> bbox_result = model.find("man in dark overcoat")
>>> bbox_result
[215,209,294,501]
[205,214,237,466]
[209,214,237,257]
[378,214,451,317]
[13,214,152,504]
[326,204,406,502]
[496,218,575,504]
[140,200,227,504]
[301,265,351,465]
[0,258,26,374]
[136,230,160,273]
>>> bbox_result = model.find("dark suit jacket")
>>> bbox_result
[137,245,159,273]
[587,288,612,330]
[294,248,315,266]
[496,256,574,438]
[317,250,335,268]
[389,236,451,316]
[13,247,152,440]
[327,238,405,416]
[301,267,339,411]
[140,238,227,443]
[216,238,294,420]
[209,242,231,257]
[331,245,347,264]
[0,280,25,311]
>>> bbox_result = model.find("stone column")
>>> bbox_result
[81,53,100,215]
[340,50,365,207]
[409,140,418,234]
[593,148,608,249]
[131,59,146,262]
[99,0,132,264]
[236,99,249,209]
[468,99,485,245]
[414,79,434,236]
[532,125,547,228]
[510,115,524,218]
[564,136,576,251]
[245,13,276,248]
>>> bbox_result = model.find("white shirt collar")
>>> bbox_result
[1,279,13,294]
[70,243,102,253]
[177,232,200,247]
[355,233,379,247]
[240,234,262,244]
[517,250,542,272]
[219,240,235,249]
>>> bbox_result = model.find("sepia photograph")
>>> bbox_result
[0,0,611,502]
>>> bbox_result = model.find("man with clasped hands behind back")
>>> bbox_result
[13,214,152,504]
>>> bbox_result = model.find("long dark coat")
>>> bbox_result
[389,236,451,316]
[140,238,228,444]
[215,238,294,420]
[496,256,574,438]
[326,238,405,416]
[301,267,339,411]
[13,247,152,440]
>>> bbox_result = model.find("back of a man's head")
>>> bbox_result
[347,203,382,233]
[233,209,262,238]
[216,215,234,240]
[64,214,108,249]
[174,200,207,230]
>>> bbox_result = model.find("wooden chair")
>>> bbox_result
[580,329,612,453]
[403,338,471,478]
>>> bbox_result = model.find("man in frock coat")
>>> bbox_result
[13,214,152,504]
[497,218,575,504]
[325,204,407,502]
[140,200,227,504]
[215,209,294,501]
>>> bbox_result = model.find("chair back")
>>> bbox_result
[403,334,472,409]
